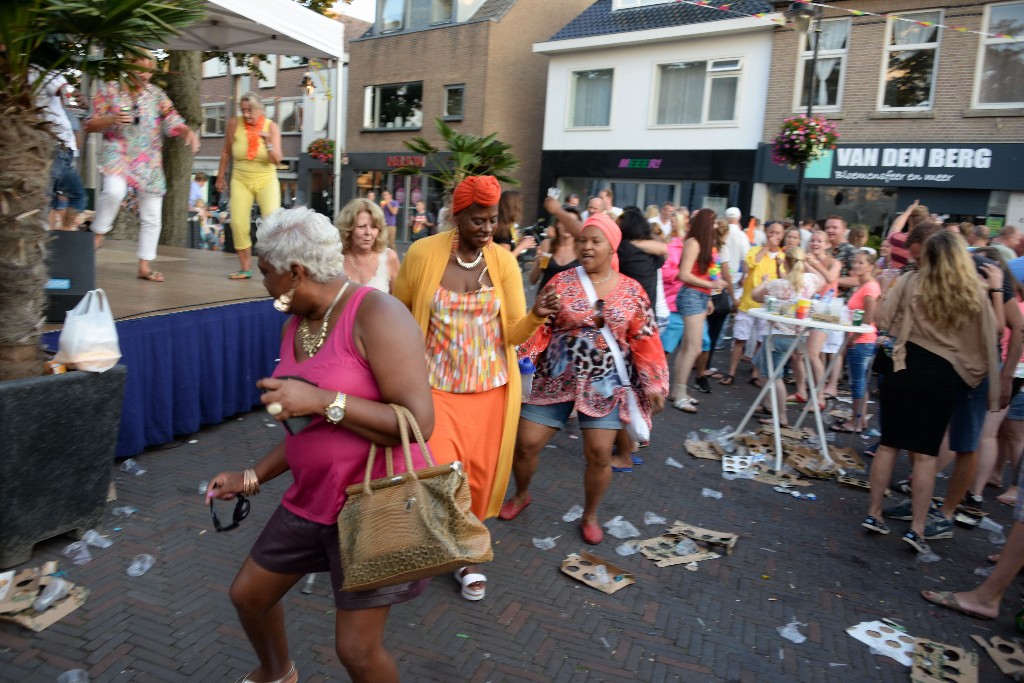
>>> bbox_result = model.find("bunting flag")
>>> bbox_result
[669,0,1021,41]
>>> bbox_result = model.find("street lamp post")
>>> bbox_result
[786,1,823,228]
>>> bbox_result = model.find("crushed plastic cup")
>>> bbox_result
[119,458,146,476]
[604,516,640,539]
[198,480,209,495]
[701,488,723,499]
[643,511,667,525]
[980,517,1007,545]
[127,553,155,577]
[777,621,807,644]
[81,530,113,548]
[532,537,558,551]
[57,670,90,683]
[686,431,701,442]
[111,505,138,517]
[665,457,685,469]
[33,578,70,612]
[62,542,92,566]
[593,565,611,585]
[674,538,699,556]
[615,541,640,556]
[561,505,584,522]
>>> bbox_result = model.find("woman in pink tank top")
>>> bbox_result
[207,207,434,683]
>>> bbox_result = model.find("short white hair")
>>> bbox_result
[256,207,344,283]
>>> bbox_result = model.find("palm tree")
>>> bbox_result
[393,118,520,205]
[0,0,205,380]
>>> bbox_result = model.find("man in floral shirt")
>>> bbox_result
[85,52,199,282]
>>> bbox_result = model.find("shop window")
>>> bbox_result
[363,82,423,130]
[380,0,405,32]
[201,104,225,136]
[880,11,942,110]
[570,69,613,127]
[202,58,227,78]
[278,98,303,134]
[655,59,740,125]
[974,2,1024,108]
[443,84,464,120]
[432,0,453,23]
[795,18,849,111]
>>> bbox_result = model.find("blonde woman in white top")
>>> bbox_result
[335,198,401,293]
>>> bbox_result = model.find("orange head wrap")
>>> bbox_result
[452,175,502,214]
[583,213,621,272]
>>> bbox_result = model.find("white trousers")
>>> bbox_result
[91,174,163,261]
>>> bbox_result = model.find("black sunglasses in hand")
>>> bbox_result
[210,493,250,532]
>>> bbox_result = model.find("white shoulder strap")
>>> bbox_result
[575,267,631,386]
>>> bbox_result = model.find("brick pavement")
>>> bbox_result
[1,376,1020,682]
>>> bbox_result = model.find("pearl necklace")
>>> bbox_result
[297,282,350,357]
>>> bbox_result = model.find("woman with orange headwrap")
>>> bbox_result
[393,175,560,601]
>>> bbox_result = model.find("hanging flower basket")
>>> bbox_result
[307,138,335,165]
[770,115,839,169]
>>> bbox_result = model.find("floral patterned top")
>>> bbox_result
[426,285,508,393]
[518,269,669,429]
[86,82,187,196]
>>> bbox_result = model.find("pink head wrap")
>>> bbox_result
[583,212,621,272]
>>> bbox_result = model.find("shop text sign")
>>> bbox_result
[618,158,662,169]
[386,155,425,168]
[757,142,1024,191]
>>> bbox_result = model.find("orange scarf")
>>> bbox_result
[244,116,266,160]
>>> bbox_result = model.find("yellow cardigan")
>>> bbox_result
[393,230,546,519]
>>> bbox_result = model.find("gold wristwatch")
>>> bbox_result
[325,392,347,424]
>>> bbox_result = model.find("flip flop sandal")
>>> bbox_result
[234,663,298,683]
[454,569,487,601]
[718,374,735,385]
[920,590,995,620]
[996,493,1018,506]
[228,270,252,280]
[611,466,633,473]
[672,397,698,413]
[631,454,644,465]
[748,377,762,387]
[786,394,808,403]
[137,271,164,282]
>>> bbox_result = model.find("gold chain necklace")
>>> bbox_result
[452,236,484,269]
[588,270,613,285]
[347,252,373,284]
[297,282,350,357]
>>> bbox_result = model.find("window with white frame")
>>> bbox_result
[257,58,277,89]
[363,82,423,129]
[880,11,942,109]
[312,96,329,133]
[432,0,453,23]
[201,104,226,136]
[380,0,404,32]
[277,99,303,134]
[796,18,850,110]
[443,84,464,119]
[655,58,741,125]
[202,58,227,78]
[279,56,309,69]
[570,69,613,127]
[262,100,276,121]
[974,2,1024,107]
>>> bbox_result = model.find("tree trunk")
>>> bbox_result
[160,51,202,247]
[0,91,54,379]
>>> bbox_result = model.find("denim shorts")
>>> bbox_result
[948,377,988,453]
[755,335,797,375]
[521,400,623,431]
[660,312,684,354]
[676,287,710,318]
[845,343,875,400]
[1008,386,1024,421]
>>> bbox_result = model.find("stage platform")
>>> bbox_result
[43,239,286,458]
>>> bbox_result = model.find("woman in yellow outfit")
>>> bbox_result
[216,93,282,279]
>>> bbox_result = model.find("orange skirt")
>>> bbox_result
[428,386,507,520]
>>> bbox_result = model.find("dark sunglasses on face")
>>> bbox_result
[210,493,250,532]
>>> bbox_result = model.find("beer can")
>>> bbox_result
[852,309,864,326]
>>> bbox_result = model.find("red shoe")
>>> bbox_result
[581,522,604,545]
[498,495,531,521]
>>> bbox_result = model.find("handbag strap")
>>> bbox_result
[359,403,436,496]
[576,266,631,388]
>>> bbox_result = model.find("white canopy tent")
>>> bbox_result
[162,0,347,209]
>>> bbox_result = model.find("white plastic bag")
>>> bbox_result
[53,289,121,372]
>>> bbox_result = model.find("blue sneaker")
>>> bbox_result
[882,499,914,521]
[902,530,932,554]
[924,512,954,540]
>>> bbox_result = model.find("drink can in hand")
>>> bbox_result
[852,309,864,326]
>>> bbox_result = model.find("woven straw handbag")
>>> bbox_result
[338,404,493,591]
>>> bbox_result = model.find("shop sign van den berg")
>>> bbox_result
[833,146,992,184]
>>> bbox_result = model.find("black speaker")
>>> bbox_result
[44,231,96,323]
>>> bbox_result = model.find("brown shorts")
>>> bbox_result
[249,505,429,610]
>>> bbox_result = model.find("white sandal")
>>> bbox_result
[454,568,487,601]
[234,663,297,683]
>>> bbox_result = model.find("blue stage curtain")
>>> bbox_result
[44,300,286,457]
